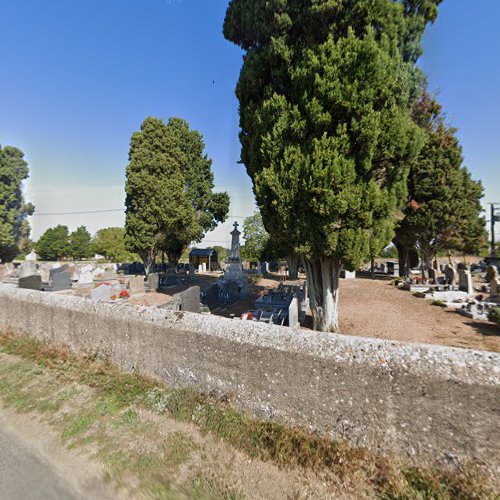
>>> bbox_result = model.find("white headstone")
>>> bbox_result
[89,284,111,301]
[25,250,38,261]
[288,297,299,329]
[20,261,37,278]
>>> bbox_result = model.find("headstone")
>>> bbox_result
[25,250,38,261]
[180,286,201,313]
[51,271,71,291]
[0,265,6,282]
[203,283,221,309]
[76,271,93,285]
[489,266,499,296]
[198,264,203,273]
[165,268,177,287]
[148,272,160,291]
[458,268,473,294]
[18,274,41,290]
[288,297,299,329]
[92,267,106,279]
[127,275,145,295]
[89,284,111,301]
[49,264,69,279]
[80,264,94,274]
[20,261,37,278]
[444,264,456,286]
[340,270,356,279]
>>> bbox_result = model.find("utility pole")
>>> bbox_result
[490,203,500,257]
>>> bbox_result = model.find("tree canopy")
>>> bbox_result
[394,91,487,274]
[35,225,70,261]
[241,212,270,262]
[224,0,440,331]
[69,226,93,260]
[125,117,229,271]
[93,227,139,262]
[0,145,34,262]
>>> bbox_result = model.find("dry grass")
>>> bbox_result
[0,331,497,499]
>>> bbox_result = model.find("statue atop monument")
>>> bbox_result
[227,222,241,262]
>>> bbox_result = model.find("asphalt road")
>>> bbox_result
[0,426,78,500]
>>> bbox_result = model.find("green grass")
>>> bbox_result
[0,331,497,499]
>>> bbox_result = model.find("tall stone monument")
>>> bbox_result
[221,222,248,299]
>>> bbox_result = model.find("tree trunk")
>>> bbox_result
[141,248,157,276]
[302,256,341,333]
[370,256,375,278]
[286,254,300,280]
[394,240,409,278]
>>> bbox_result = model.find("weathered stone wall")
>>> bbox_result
[1,285,499,468]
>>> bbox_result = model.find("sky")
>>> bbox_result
[0,0,499,246]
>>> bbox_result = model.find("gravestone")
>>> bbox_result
[444,264,457,286]
[20,261,37,278]
[458,267,472,293]
[180,286,201,313]
[458,268,473,294]
[76,271,93,285]
[92,267,106,279]
[288,297,299,329]
[489,266,499,296]
[204,283,221,309]
[165,268,177,287]
[148,272,160,291]
[340,270,356,279]
[0,265,6,282]
[127,276,145,295]
[18,274,41,290]
[51,271,71,291]
[90,284,111,301]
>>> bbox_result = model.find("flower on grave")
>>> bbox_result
[119,290,130,298]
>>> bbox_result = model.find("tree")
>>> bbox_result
[394,91,486,275]
[69,226,93,260]
[125,117,229,272]
[35,225,70,261]
[224,0,439,331]
[93,227,139,262]
[0,145,34,262]
[241,212,270,262]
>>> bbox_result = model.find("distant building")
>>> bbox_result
[189,248,218,271]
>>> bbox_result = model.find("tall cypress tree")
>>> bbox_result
[125,117,229,271]
[224,0,439,332]
[0,145,34,262]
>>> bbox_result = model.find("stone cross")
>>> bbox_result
[227,222,241,262]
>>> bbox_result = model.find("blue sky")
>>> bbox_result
[0,0,498,244]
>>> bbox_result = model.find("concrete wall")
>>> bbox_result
[0,285,499,468]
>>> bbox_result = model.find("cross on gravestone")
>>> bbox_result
[18,274,41,290]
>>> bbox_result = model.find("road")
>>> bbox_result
[0,426,78,500]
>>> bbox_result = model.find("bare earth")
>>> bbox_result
[337,278,499,353]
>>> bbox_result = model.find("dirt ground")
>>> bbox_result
[336,278,499,353]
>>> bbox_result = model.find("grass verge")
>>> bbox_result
[0,331,496,499]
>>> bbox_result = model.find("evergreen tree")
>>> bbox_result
[69,226,93,260]
[224,0,438,331]
[125,117,229,272]
[35,225,70,261]
[0,145,34,262]
[394,91,486,275]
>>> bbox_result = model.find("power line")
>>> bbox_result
[31,208,247,218]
